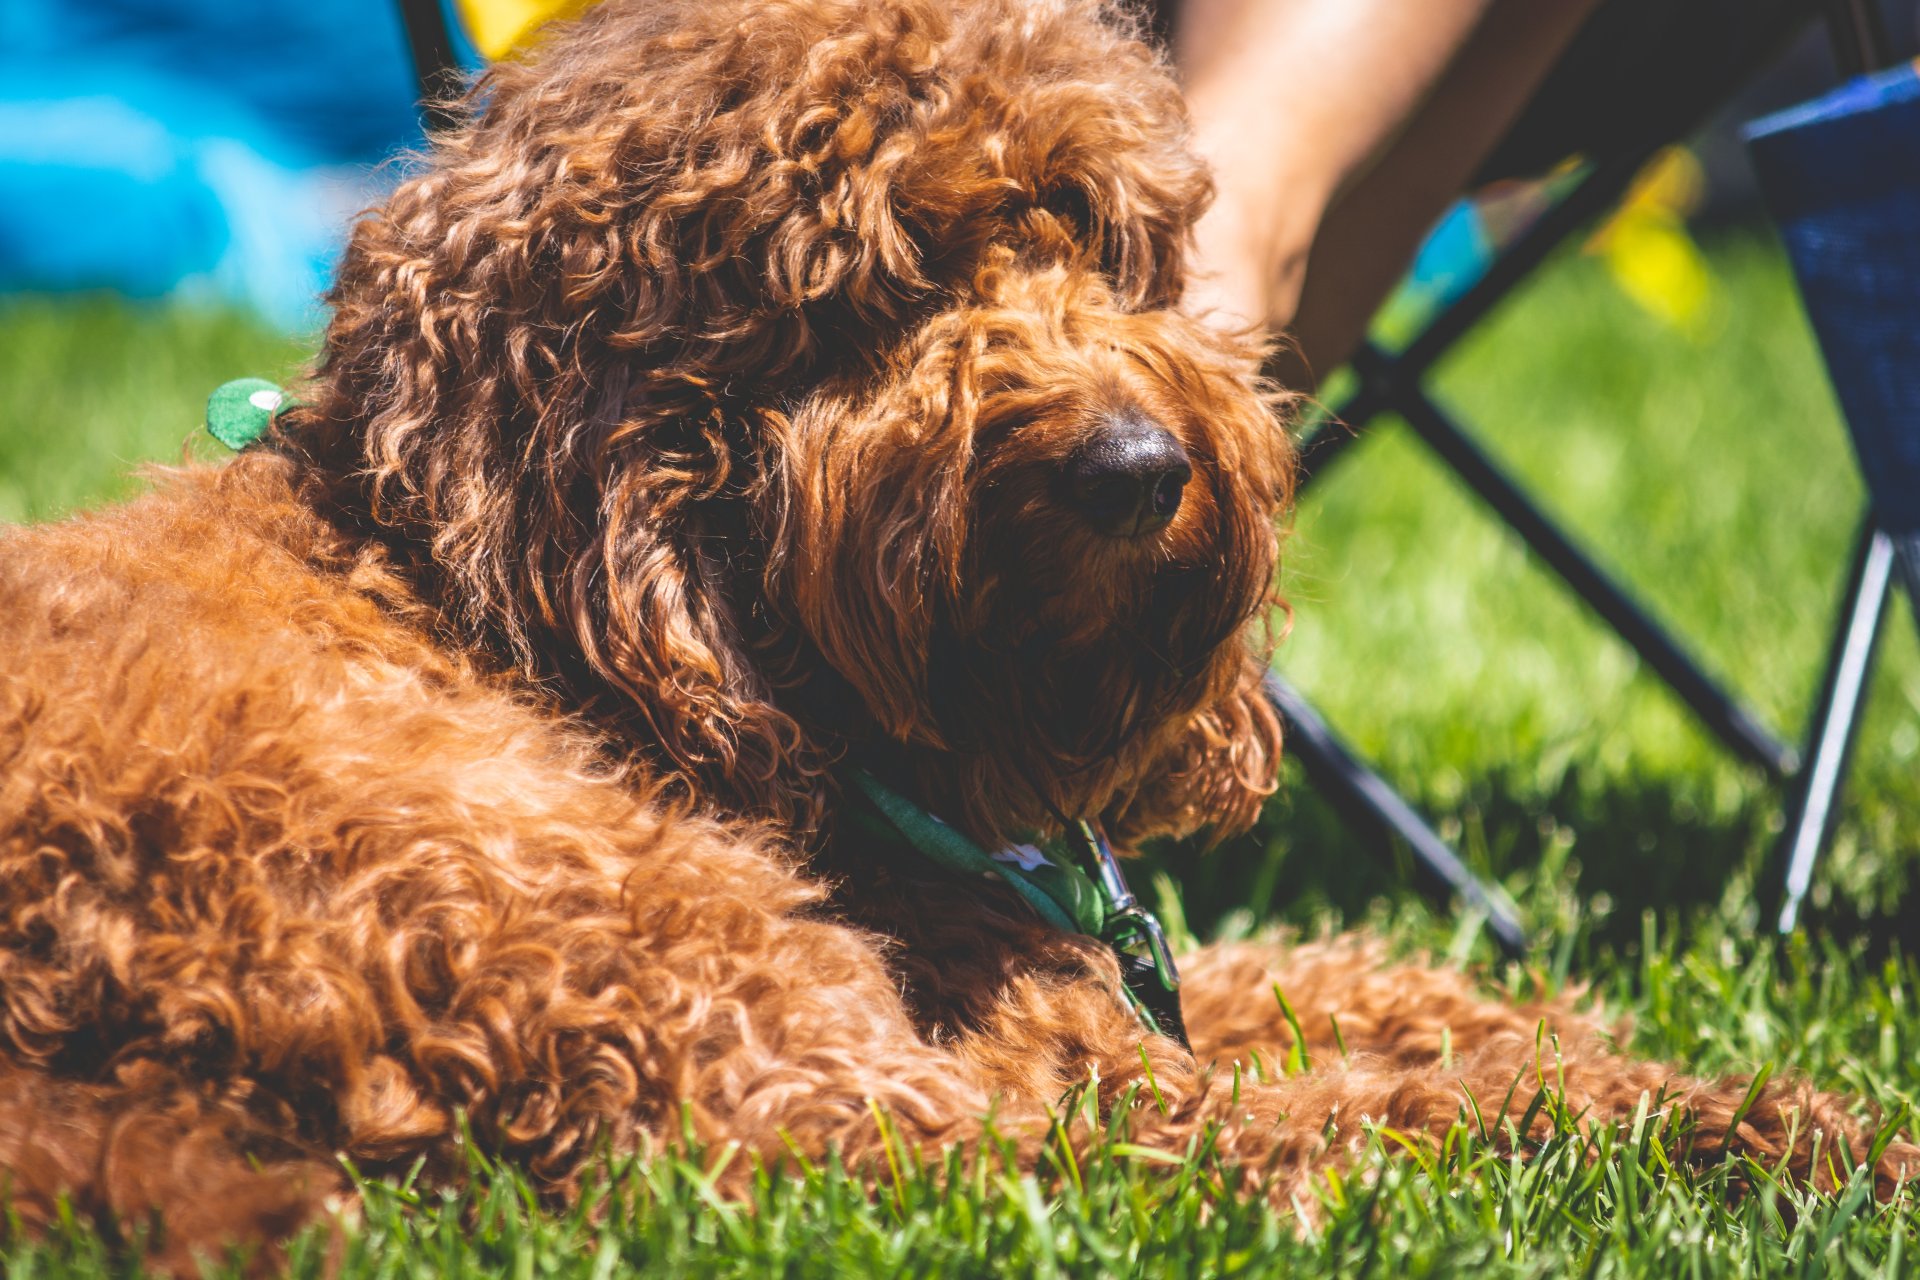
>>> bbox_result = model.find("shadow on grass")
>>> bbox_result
[1145,756,1920,964]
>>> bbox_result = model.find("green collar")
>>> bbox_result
[843,769,1187,1046]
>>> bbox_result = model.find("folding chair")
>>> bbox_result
[1262,2,1920,955]
[1746,13,1920,932]
[1259,18,1773,952]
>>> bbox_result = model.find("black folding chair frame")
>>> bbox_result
[1270,0,1915,953]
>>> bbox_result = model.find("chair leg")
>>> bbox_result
[1894,531,1920,639]
[1262,673,1529,958]
[1292,149,1656,495]
[1770,520,1896,934]
[1394,383,1800,781]
[397,0,463,132]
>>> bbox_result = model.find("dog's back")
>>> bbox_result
[0,459,401,1262]
[0,454,993,1270]
[0,460,684,1263]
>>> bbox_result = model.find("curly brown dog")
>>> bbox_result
[0,0,1910,1268]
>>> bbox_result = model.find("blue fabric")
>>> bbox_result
[1747,65,1920,536]
[0,1,423,165]
[1408,200,1494,308]
[0,0,429,328]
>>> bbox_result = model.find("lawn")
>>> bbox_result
[3,231,1917,1276]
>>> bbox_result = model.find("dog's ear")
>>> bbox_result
[283,0,933,830]
[292,270,824,827]
[1103,650,1285,846]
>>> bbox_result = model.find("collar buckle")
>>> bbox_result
[844,767,1189,1047]
[1070,821,1188,1046]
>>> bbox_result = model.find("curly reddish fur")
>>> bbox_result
[281,0,1283,843]
[0,0,1908,1269]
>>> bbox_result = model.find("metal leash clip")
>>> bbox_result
[1071,820,1188,1046]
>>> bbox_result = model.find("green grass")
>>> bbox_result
[4,233,1919,1276]
[0,296,307,525]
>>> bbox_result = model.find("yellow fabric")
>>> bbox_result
[1587,147,1717,338]
[455,0,596,59]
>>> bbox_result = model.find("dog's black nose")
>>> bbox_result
[1064,413,1192,537]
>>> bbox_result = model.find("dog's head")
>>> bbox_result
[288,0,1293,848]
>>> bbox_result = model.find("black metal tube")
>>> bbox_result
[1823,0,1895,75]
[1294,149,1658,498]
[396,0,463,133]
[1393,382,1800,780]
[1262,673,1529,958]
[1292,382,1385,490]
[1275,11,1830,944]
[1770,523,1895,932]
